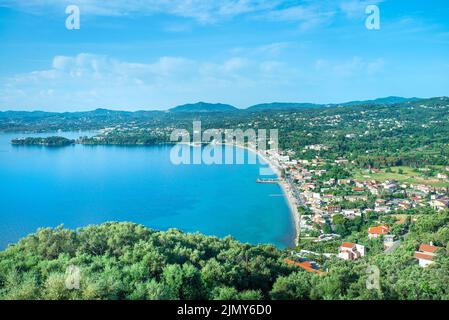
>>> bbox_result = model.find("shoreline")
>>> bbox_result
[225,143,300,247]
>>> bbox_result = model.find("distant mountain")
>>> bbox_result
[340,96,421,106]
[170,102,239,113]
[246,102,324,111]
[246,97,422,111]
[0,110,58,119]
[0,97,432,117]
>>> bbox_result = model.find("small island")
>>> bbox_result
[11,136,75,147]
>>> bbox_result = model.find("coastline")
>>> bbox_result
[228,143,300,247]
[255,149,299,247]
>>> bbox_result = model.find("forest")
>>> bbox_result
[0,210,448,300]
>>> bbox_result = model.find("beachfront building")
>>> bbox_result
[338,242,366,261]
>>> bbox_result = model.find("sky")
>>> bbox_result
[0,0,448,111]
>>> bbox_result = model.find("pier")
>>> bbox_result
[256,178,280,184]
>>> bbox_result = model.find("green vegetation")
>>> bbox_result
[11,136,75,147]
[353,166,449,187]
[1,213,448,300]
[3,97,449,168]
[2,97,449,300]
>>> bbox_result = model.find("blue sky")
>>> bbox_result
[0,0,448,111]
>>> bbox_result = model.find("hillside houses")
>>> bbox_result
[368,225,390,239]
[338,242,366,261]
[430,196,449,211]
[414,244,441,267]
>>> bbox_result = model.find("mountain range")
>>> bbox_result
[0,97,441,116]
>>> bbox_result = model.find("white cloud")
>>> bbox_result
[0,0,386,26]
[315,56,385,77]
[339,0,384,18]
[0,52,298,110]
[0,0,280,23]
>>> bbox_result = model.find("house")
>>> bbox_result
[338,179,352,185]
[414,244,441,267]
[368,185,380,196]
[383,235,397,250]
[430,197,449,211]
[342,209,362,219]
[335,158,349,164]
[345,195,368,202]
[312,215,326,226]
[368,225,390,239]
[398,201,412,210]
[382,181,398,194]
[326,205,341,214]
[374,205,391,213]
[284,259,322,274]
[338,242,366,261]
[437,173,448,180]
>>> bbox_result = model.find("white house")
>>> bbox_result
[414,244,440,267]
[338,242,366,261]
[368,225,390,239]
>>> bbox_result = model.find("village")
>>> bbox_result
[262,144,448,274]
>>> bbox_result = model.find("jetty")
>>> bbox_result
[256,178,280,184]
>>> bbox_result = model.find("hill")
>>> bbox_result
[247,102,324,111]
[0,213,448,300]
[170,102,239,113]
[340,96,421,106]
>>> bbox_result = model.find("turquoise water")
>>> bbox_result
[0,132,294,249]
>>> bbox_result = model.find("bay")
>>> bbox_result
[0,132,295,249]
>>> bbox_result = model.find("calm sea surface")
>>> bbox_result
[0,132,294,249]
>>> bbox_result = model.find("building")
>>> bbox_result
[338,242,366,261]
[368,225,390,239]
[383,235,398,250]
[342,209,362,219]
[345,195,368,202]
[414,244,441,267]
[284,259,322,274]
[430,197,449,211]
[437,173,448,179]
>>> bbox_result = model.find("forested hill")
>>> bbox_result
[0,215,448,300]
[169,102,239,113]
[0,97,440,132]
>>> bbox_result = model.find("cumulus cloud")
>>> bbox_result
[0,52,299,110]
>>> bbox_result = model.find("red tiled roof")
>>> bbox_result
[341,242,355,249]
[419,244,440,253]
[284,259,321,274]
[414,252,434,261]
[368,225,390,235]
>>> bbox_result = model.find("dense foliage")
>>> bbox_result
[0,216,448,300]
[11,136,75,147]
